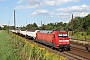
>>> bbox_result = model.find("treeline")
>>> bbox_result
[0,26,15,30]
[20,22,67,31]
[22,14,90,34]
[68,14,90,34]
[1,14,90,34]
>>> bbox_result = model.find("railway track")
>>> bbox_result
[71,44,90,53]
[70,44,90,59]
[71,38,90,54]
[62,52,88,60]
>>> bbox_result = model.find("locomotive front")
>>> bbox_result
[52,31,70,52]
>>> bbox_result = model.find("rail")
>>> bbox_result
[70,37,90,53]
[70,37,90,42]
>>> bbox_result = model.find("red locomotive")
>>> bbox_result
[36,30,70,52]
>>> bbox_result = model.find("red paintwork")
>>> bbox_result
[36,33,54,43]
[36,30,70,48]
[53,31,70,45]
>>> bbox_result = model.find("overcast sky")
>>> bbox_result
[0,0,90,26]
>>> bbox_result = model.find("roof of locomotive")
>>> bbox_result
[39,30,53,34]
[38,30,67,34]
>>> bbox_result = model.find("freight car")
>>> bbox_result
[35,30,70,52]
[26,30,39,39]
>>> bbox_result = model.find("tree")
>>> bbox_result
[87,26,90,35]
[25,23,38,30]
[26,24,31,30]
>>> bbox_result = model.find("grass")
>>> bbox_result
[0,30,21,60]
[69,31,90,46]
[69,31,90,40]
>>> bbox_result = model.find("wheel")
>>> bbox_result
[64,47,68,51]
[59,48,63,52]
[67,47,71,51]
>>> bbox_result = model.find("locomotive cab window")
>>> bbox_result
[58,34,68,38]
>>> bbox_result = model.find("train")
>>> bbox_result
[10,30,70,52]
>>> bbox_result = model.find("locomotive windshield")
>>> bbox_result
[58,34,68,38]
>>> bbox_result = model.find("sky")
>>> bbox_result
[0,0,90,27]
